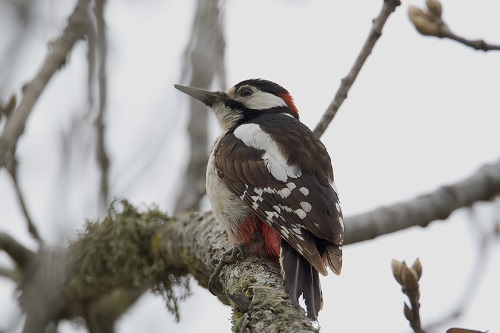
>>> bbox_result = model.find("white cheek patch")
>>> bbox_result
[239,91,287,110]
[234,123,302,182]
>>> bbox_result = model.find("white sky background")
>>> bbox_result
[0,0,499,332]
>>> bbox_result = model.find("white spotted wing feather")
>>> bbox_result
[214,113,343,276]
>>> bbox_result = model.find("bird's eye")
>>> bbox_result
[239,87,253,97]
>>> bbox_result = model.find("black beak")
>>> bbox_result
[174,84,223,107]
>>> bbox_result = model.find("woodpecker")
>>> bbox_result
[174,79,343,320]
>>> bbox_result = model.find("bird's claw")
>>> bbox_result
[208,244,246,295]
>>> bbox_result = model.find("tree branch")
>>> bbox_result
[313,0,401,138]
[158,211,316,332]
[344,157,500,245]
[93,0,111,212]
[1,201,316,332]
[0,232,34,269]
[4,152,500,331]
[0,265,21,282]
[0,0,90,168]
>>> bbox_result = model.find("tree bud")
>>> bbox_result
[391,259,405,285]
[411,258,423,280]
[426,0,443,18]
[404,302,414,321]
[401,264,419,290]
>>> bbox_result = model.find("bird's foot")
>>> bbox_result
[208,243,246,295]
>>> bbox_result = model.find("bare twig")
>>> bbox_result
[392,258,426,333]
[408,0,500,51]
[0,95,16,121]
[0,0,90,168]
[445,31,500,51]
[85,0,110,213]
[6,156,43,244]
[93,0,110,211]
[174,0,226,213]
[344,157,500,245]
[446,328,487,333]
[313,0,401,138]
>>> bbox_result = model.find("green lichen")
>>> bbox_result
[66,199,190,321]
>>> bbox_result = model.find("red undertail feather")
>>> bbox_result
[261,222,281,259]
[237,215,280,260]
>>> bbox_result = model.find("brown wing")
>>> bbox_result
[214,126,343,276]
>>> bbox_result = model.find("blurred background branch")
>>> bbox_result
[345,158,500,244]
[5,156,43,244]
[91,0,111,212]
[0,0,90,168]
[422,204,498,333]
[174,0,227,213]
[0,0,33,96]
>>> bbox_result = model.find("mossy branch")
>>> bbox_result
[7,201,315,332]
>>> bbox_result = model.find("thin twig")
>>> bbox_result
[79,0,110,212]
[6,156,43,244]
[0,0,90,168]
[94,0,110,211]
[408,1,500,52]
[445,31,500,51]
[313,0,401,138]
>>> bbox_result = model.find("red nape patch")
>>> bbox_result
[278,92,300,117]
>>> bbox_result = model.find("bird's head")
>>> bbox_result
[174,79,299,131]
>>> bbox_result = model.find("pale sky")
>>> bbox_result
[1,0,499,332]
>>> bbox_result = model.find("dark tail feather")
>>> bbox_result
[281,242,302,305]
[280,242,323,320]
[303,262,322,320]
[325,244,342,275]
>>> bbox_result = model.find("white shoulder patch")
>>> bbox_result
[234,123,302,182]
